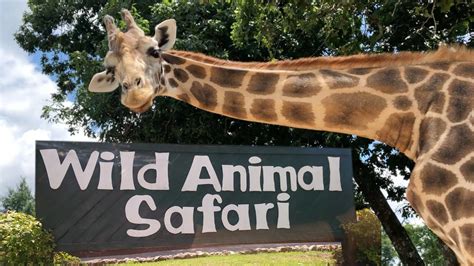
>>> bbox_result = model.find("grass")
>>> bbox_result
[117,250,335,265]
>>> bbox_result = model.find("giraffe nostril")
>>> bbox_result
[135,78,142,87]
[122,82,129,92]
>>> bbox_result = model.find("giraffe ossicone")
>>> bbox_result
[88,10,474,264]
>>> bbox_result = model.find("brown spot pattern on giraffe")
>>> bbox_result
[426,200,449,225]
[162,53,186,65]
[448,97,472,123]
[404,67,429,84]
[449,79,474,97]
[459,224,474,255]
[168,78,178,88]
[210,67,247,88]
[173,68,189,83]
[453,63,474,78]
[250,99,277,122]
[247,73,280,95]
[320,69,359,89]
[419,163,457,195]
[366,68,408,94]
[460,157,474,183]
[282,73,321,97]
[433,124,474,165]
[281,101,315,126]
[393,96,412,110]
[177,93,190,102]
[447,79,474,122]
[446,188,474,220]
[186,65,206,79]
[418,117,447,155]
[347,68,373,75]
[163,64,171,73]
[321,92,387,130]
[376,112,415,152]
[406,188,425,213]
[427,62,451,71]
[425,218,443,235]
[189,81,217,110]
[223,91,247,119]
[414,73,450,113]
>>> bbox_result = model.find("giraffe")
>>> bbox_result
[88,10,474,264]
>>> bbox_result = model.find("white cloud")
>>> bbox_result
[0,0,29,56]
[0,48,94,197]
[0,0,94,197]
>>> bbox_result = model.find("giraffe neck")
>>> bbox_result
[158,52,471,160]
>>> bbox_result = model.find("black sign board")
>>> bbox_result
[36,141,355,254]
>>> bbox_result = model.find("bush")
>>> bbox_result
[340,209,381,265]
[54,251,81,265]
[0,211,55,264]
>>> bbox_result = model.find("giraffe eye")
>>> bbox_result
[147,47,161,58]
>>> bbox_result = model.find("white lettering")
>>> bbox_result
[40,149,98,190]
[120,151,135,190]
[277,193,290,229]
[197,194,222,233]
[137,153,170,190]
[262,166,297,192]
[98,151,114,190]
[254,203,274,230]
[164,206,195,234]
[248,156,262,191]
[297,166,324,191]
[182,156,221,192]
[328,157,342,191]
[125,195,160,237]
[221,204,251,231]
[222,165,247,192]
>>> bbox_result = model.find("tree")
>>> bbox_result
[1,177,35,216]
[15,0,471,264]
[382,224,447,265]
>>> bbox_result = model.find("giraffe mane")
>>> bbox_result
[169,45,474,71]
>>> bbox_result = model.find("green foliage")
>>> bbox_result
[1,177,35,215]
[0,211,55,264]
[342,209,381,265]
[404,224,445,263]
[381,230,398,265]
[54,251,81,265]
[382,224,447,264]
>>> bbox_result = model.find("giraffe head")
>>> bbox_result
[88,9,176,112]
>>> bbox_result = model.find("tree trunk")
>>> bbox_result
[352,161,424,265]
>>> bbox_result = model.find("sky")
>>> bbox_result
[0,0,93,197]
[0,0,419,225]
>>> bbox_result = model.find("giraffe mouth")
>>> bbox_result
[121,88,155,113]
[129,99,153,113]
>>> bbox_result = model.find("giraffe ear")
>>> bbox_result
[153,19,176,51]
[88,71,119,93]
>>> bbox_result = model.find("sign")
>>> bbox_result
[36,141,356,254]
